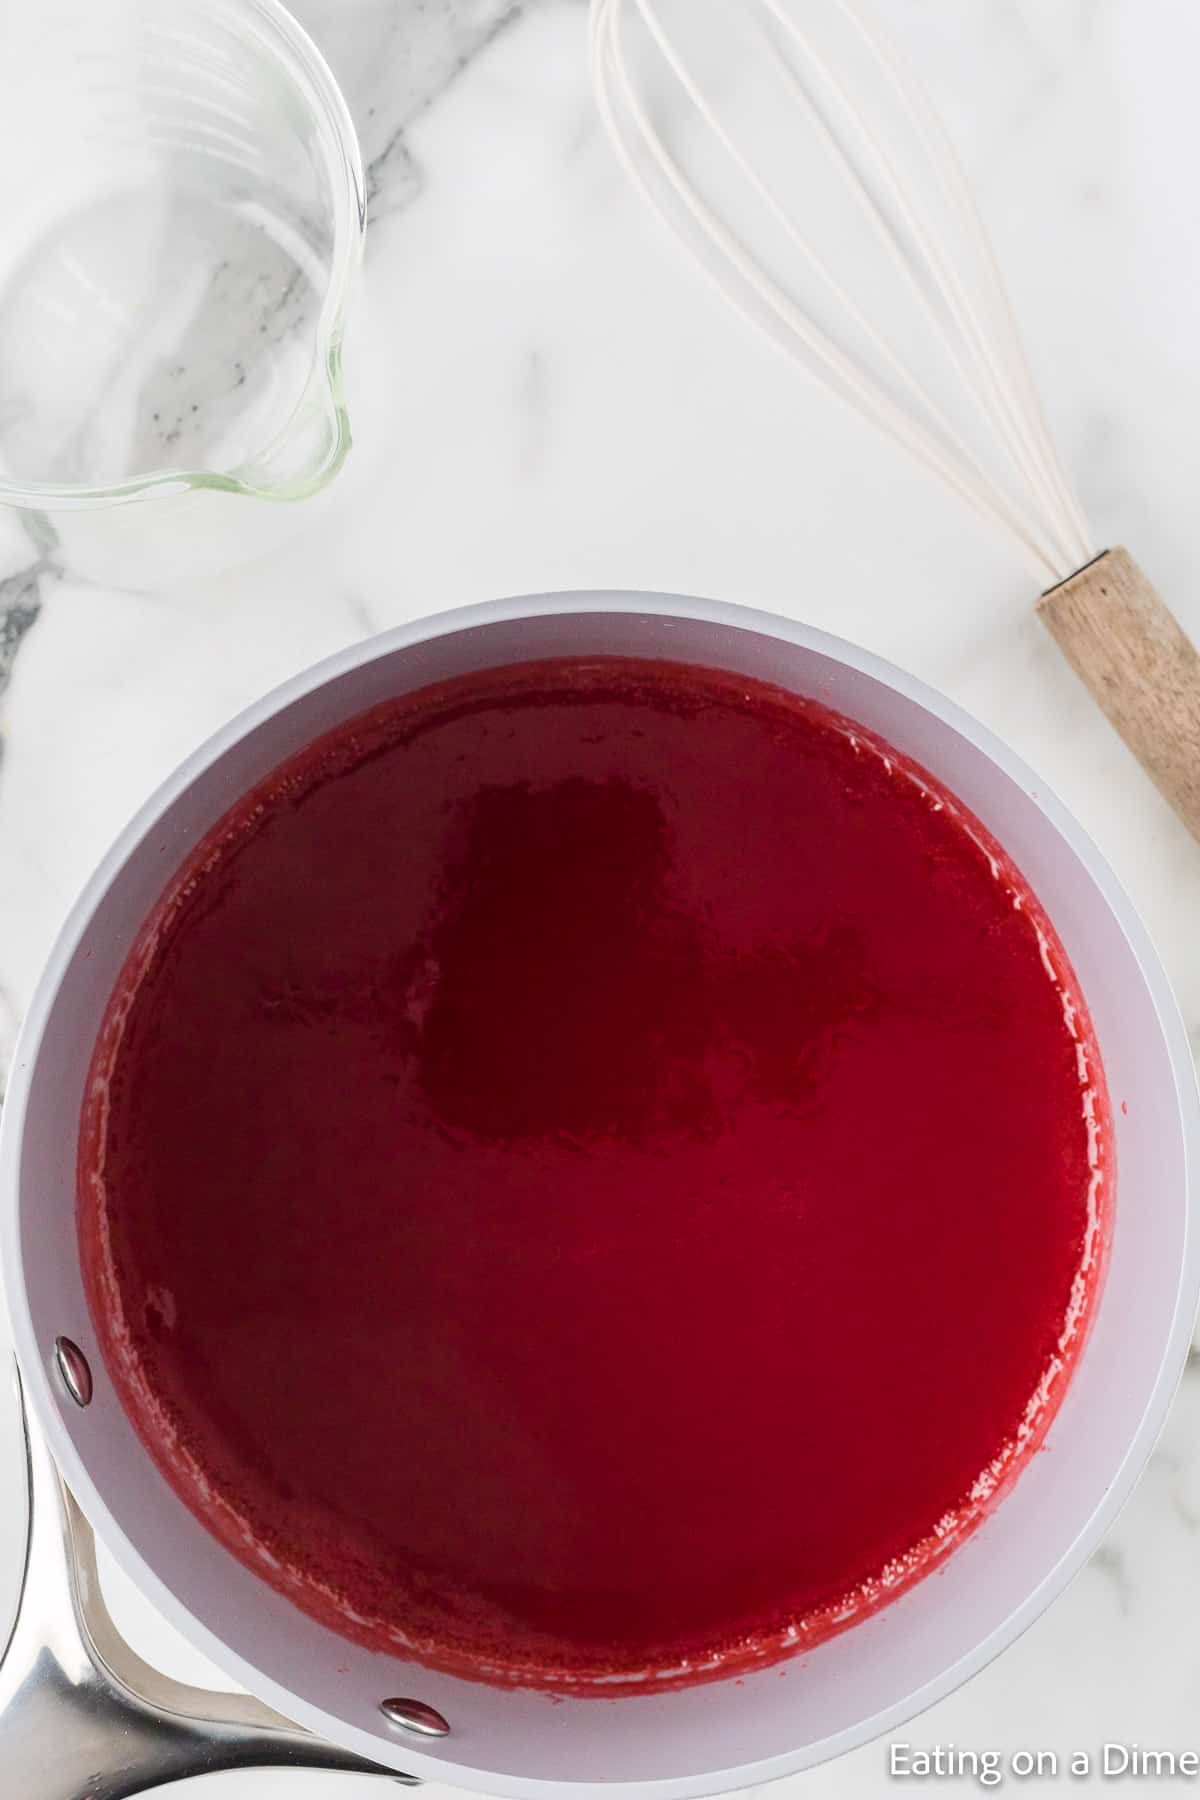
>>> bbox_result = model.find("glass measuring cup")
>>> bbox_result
[0,0,365,587]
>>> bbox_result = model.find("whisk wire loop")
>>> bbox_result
[591,0,1096,581]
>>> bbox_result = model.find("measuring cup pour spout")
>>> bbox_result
[234,330,355,503]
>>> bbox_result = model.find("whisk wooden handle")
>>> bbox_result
[1038,548,1200,843]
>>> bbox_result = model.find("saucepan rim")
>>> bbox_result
[2,589,1197,1797]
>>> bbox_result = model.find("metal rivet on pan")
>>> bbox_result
[380,1698,451,1738]
[54,1337,93,1408]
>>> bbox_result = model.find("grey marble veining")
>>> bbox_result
[0,522,60,747]
[0,571,42,705]
[285,0,542,218]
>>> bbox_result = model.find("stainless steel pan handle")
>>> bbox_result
[0,1362,415,1798]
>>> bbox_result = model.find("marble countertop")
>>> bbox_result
[3,1,1200,1794]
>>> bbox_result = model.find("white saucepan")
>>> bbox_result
[2,593,1197,1800]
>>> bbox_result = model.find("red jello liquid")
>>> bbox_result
[79,657,1105,1691]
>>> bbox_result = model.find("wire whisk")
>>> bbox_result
[590,0,1096,583]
